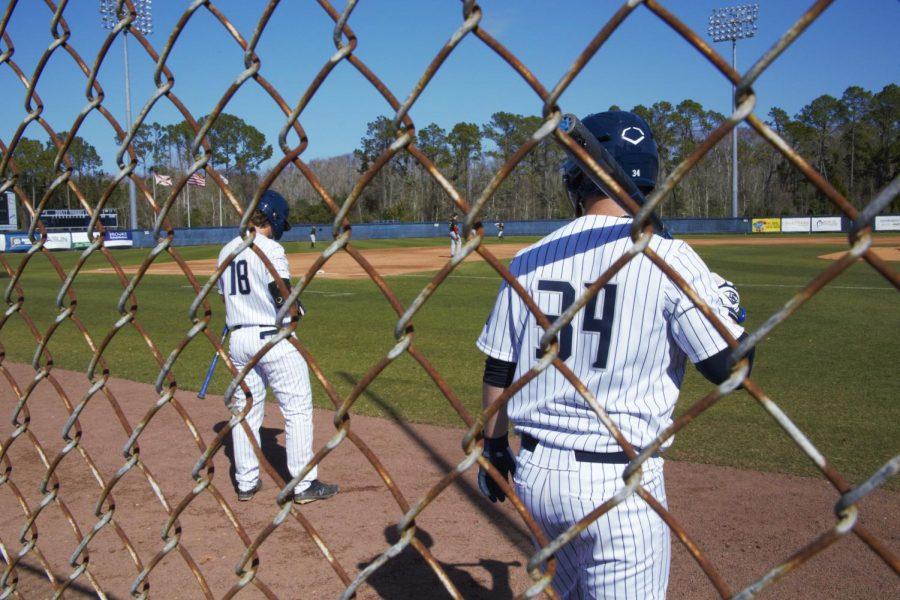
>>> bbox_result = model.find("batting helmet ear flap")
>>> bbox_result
[561,158,589,217]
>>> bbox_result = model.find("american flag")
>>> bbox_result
[187,171,206,187]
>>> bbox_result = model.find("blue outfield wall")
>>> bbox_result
[6,214,884,251]
[129,217,757,248]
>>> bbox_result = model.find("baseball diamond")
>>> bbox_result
[0,1,897,599]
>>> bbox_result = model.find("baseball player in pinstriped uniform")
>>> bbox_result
[217,190,339,504]
[475,112,753,598]
[450,221,462,257]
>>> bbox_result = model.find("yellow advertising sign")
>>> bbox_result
[751,218,781,233]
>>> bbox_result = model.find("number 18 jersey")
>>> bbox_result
[217,234,291,328]
[477,215,743,453]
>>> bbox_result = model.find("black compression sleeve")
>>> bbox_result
[268,278,305,318]
[267,278,290,308]
[483,356,516,388]
[694,332,755,386]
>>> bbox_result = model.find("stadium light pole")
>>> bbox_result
[709,4,758,219]
[100,0,153,231]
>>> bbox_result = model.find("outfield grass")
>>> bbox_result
[1,235,897,489]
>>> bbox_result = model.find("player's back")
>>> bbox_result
[217,234,290,328]
[478,214,737,452]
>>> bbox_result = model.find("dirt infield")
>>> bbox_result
[0,363,896,599]
[88,234,900,280]
[818,247,900,262]
[90,245,526,280]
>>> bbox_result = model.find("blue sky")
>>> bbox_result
[2,0,897,172]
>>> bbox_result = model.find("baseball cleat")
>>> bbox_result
[236,480,262,502]
[293,480,339,504]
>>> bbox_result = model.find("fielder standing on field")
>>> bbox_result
[449,221,461,257]
[217,190,339,504]
[475,111,754,598]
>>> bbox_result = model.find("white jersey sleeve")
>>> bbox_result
[268,243,291,281]
[476,261,528,363]
[663,242,744,363]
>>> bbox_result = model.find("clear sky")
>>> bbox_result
[2,0,897,172]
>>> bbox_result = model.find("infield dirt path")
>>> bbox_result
[0,363,896,599]
[90,234,900,280]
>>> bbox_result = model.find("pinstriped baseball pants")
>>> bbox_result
[513,444,670,599]
[228,327,317,494]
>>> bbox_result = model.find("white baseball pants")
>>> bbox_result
[228,327,317,494]
[513,444,670,599]
[450,236,461,257]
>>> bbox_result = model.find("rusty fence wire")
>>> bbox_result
[0,0,897,598]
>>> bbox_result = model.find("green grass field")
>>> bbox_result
[1,234,897,489]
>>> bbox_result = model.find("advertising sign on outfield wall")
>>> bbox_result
[811,216,842,232]
[104,230,133,248]
[751,218,781,233]
[5,234,31,251]
[71,232,91,249]
[781,217,811,233]
[4,233,71,251]
[44,232,72,250]
[875,215,900,231]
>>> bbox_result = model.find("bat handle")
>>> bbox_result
[198,325,229,399]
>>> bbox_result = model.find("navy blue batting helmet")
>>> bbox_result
[256,190,291,240]
[562,111,659,212]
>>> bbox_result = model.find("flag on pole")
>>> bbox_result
[187,171,207,187]
[153,172,173,187]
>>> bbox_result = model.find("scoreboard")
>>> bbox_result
[0,194,119,230]
[34,208,119,229]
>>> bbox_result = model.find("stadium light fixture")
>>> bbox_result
[100,1,153,231]
[709,4,759,219]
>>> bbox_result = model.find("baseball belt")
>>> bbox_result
[519,433,659,464]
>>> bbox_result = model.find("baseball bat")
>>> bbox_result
[559,113,670,238]
[198,324,229,399]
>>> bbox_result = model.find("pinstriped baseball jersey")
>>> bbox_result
[218,235,293,328]
[477,215,743,453]
[217,233,317,495]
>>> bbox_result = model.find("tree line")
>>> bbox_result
[7,83,897,229]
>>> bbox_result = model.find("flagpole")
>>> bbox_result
[187,182,192,228]
[218,186,223,227]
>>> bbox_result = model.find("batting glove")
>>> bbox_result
[477,434,517,503]
[711,272,747,324]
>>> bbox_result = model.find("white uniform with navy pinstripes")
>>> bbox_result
[218,235,317,494]
[477,215,743,599]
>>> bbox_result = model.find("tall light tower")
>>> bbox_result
[100,0,153,231]
[709,4,758,219]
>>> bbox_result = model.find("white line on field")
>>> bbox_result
[735,283,893,291]
[303,290,355,296]
[393,274,893,290]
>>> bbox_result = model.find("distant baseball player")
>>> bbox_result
[217,190,338,504]
[495,221,505,240]
[449,221,461,257]
[475,111,754,598]
[310,226,317,248]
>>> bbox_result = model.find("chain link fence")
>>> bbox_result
[0,0,897,598]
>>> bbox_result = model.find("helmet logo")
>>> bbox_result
[621,126,645,145]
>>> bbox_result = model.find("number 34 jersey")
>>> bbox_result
[477,215,744,453]
[217,235,291,328]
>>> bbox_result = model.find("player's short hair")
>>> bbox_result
[249,209,270,228]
